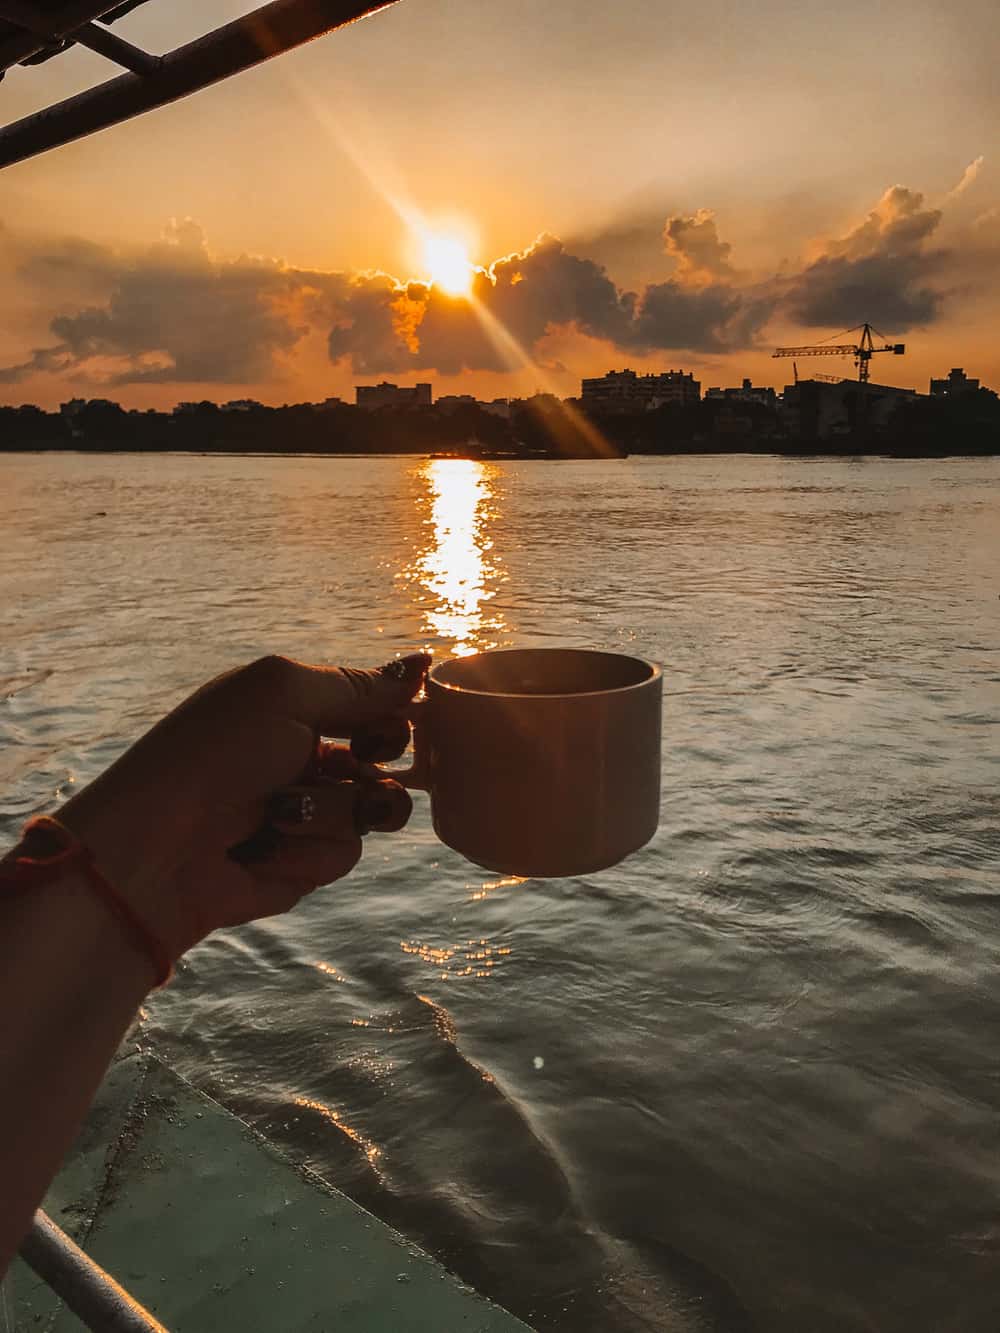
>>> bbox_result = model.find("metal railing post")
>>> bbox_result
[19,1210,169,1333]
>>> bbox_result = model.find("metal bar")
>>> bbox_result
[20,1210,169,1332]
[69,22,160,74]
[0,0,132,71]
[0,0,74,31]
[0,0,54,29]
[0,1,159,74]
[0,0,398,168]
[772,346,856,358]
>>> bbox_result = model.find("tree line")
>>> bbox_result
[1,390,998,457]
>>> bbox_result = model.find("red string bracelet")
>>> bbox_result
[0,814,174,988]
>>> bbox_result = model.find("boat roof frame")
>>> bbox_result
[0,0,399,170]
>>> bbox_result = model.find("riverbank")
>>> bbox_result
[3,389,999,459]
[2,440,1000,459]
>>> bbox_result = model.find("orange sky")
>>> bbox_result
[1,0,998,409]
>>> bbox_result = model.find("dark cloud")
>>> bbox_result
[322,232,764,374]
[787,186,947,330]
[344,233,765,371]
[0,345,74,385]
[663,209,735,283]
[787,252,944,329]
[324,273,420,375]
[14,235,119,298]
[404,282,505,374]
[56,222,313,383]
[630,281,775,353]
[0,221,785,385]
[1,220,326,385]
[0,182,980,388]
[490,236,630,342]
[412,235,632,372]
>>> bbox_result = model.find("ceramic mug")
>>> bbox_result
[393,648,662,878]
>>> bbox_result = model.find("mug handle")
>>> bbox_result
[379,699,430,791]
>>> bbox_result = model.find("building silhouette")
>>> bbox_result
[436,394,477,412]
[437,394,512,418]
[781,379,917,440]
[580,368,700,411]
[705,378,777,408]
[356,381,432,409]
[929,368,980,397]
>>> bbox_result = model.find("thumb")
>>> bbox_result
[275,652,431,736]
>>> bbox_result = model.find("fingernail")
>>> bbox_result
[267,792,316,825]
[354,791,394,835]
[379,652,431,684]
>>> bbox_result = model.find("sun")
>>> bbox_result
[422,231,473,296]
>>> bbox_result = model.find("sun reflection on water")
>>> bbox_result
[293,1095,384,1178]
[469,874,526,903]
[402,458,505,656]
[400,936,513,981]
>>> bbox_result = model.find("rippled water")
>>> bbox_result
[2,452,999,1332]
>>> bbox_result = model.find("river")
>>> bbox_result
[2,451,998,1331]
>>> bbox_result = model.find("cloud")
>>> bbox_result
[322,232,768,375]
[0,345,75,385]
[377,231,767,370]
[13,235,119,298]
[946,155,984,201]
[331,235,633,376]
[824,186,942,259]
[58,220,316,384]
[1,219,335,386]
[324,273,428,375]
[663,209,735,283]
[786,186,947,330]
[564,210,677,287]
[0,174,990,390]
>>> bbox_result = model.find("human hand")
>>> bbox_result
[56,653,430,963]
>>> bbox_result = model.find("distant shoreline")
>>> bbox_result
[2,446,997,461]
[4,391,999,459]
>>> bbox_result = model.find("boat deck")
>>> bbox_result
[11,1053,532,1331]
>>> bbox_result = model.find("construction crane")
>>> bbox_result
[774,323,905,385]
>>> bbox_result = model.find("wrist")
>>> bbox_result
[31,783,189,975]
[1,851,159,998]
[62,778,222,961]
[59,770,169,898]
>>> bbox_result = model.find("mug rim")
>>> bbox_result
[428,647,661,700]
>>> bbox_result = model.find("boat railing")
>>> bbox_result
[19,1209,168,1333]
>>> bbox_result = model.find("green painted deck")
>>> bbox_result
[11,1054,532,1332]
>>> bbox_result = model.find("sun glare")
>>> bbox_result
[422,232,473,296]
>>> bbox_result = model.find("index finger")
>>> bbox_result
[248,652,430,736]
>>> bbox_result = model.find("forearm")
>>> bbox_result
[0,867,153,1276]
[0,652,425,1275]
